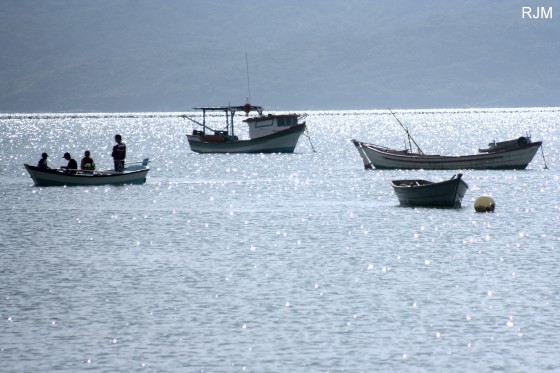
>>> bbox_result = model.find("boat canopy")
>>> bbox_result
[193,105,264,115]
[187,105,264,138]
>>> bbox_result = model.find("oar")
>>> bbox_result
[125,158,150,166]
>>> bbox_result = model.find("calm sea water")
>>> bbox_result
[1,108,559,372]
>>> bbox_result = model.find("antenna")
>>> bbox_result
[245,52,251,104]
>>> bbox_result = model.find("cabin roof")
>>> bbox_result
[192,105,264,112]
[243,113,299,122]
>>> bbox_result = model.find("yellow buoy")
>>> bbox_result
[474,196,496,213]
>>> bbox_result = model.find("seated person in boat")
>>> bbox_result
[61,152,78,174]
[37,152,50,170]
[80,150,96,171]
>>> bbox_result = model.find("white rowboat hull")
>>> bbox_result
[24,164,149,187]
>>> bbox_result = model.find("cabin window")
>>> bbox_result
[278,117,296,126]
[255,119,273,128]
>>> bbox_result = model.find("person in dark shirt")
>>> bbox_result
[62,152,78,174]
[80,150,96,171]
[38,152,50,170]
[111,134,126,172]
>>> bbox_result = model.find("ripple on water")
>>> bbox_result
[0,109,559,371]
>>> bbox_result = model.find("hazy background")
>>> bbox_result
[0,0,558,112]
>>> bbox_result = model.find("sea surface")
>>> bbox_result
[0,108,559,372]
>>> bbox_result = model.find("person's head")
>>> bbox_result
[84,150,90,157]
[115,134,122,143]
[42,152,48,159]
[63,152,71,160]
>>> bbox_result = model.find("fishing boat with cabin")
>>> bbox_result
[184,104,307,154]
[352,109,544,170]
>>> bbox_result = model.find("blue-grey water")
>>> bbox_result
[1,108,559,372]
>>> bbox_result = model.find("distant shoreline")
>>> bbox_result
[1,107,559,120]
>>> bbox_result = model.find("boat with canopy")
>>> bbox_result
[183,104,307,154]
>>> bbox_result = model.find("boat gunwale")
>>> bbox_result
[390,177,467,190]
[24,164,149,178]
[361,140,542,161]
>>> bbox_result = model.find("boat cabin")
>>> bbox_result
[478,136,531,153]
[243,114,300,139]
[186,105,302,141]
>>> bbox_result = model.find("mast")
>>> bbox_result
[230,107,235,137]
[388,108,424,155]
[246,52,251,105]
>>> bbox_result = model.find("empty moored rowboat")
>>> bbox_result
[183,105,307,154]
[390,173,469,208]
[24,158,150,187]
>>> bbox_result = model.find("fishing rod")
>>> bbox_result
[388,108,424,155]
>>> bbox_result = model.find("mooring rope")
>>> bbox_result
[303,127,317,153]
[540,144,549,169]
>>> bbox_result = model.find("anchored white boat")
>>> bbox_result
[352,137,542,170]
[353,109,543,170]
[184,105,306,154]
[24,159,150,186]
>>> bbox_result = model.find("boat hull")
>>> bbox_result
[391,175,469,208]
[352,140,542,170]
[24,164,149,187]
[187,124,306,154]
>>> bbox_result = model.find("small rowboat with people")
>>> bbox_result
[24,158,150,187]
[183,104,307,154]
[390,173,469,208]
[352,109,543,170]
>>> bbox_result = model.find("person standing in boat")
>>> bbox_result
[111,134,126,172]
[62,152,78,174]
[80,150,96,171]
[37,152,50,170]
